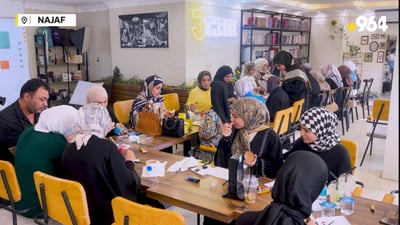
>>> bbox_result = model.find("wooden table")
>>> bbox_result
[130,148,398,225]
[114,126,198,154]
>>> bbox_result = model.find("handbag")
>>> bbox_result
[135,104,162,136]
[162,117,184,137]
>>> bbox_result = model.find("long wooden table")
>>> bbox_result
[130,147,398,225]
[114,126,198,154]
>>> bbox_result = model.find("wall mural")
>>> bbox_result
[119,12,168,48]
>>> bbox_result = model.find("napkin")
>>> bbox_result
[142,161,167,177]
[167,156,198,172]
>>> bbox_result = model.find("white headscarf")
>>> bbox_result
[75,103,112,150]
[343,60,357,71]
[34,105,78,138]
[320,64,343,88]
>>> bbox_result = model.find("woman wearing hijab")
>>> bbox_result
[234,62,260,98]
[61,103,146,225]
[128,74,173,129]
[186,70,212,112]
[216,97,283,178]
[213,65,236,103]
[265,76,290,122]
[284,107,351,183]
[320,64,343,90]
[272,51,311,107]
[337,65,354,88]
[254,58,272,94]
[86,85,127,136]
[235,151,329,225]
[15,105,78,217]
[343,60,359,89]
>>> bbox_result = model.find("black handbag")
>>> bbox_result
[162,118,184,137]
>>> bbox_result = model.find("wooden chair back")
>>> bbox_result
[0,160,21,203]
[111,196,185,225]
[162,93,180,112]
[340,139,357,175]
[291,98,305,124]
[368,99,390,122]
[33,171,90,225]
[113,99,134,124]
[270,106,293,136]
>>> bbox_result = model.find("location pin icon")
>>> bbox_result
[21,16,27,24]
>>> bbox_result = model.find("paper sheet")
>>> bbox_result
[315,216,350,225]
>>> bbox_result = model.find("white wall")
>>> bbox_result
[77,11,112,81]
[382,37,398,180]
[108,3,186,86]
[184,2,240,83]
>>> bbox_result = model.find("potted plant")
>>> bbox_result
[348,43,361,56]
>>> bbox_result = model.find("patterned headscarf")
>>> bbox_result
[197,70,212,91]
[75,103,112,150]
[34,105,78,138]
[230,97,269,155]
[300,107,340,152]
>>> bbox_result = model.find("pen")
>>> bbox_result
[328,221,335,225]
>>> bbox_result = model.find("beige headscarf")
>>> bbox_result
[75,103,112,150]
[86,86,108,104]
[230,97,269,155]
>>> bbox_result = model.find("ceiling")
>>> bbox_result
[18,0,398,17]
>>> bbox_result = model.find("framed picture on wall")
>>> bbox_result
[361,36,369,45]
[379,42,386,50]
[377,51,384,63]
[119,12,168,48]
[380,34,387,39]
[371,33,379,40]
[364,52,373,62]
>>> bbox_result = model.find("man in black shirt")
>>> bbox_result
[0,78,49,164]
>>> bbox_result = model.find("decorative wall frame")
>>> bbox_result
[119,12,168,48]
[371,33,379,40]
[379,42,386,50]
[380,34,386,39]
[361,36,369,45]
[377,51,384,63]
[364,52,373,62]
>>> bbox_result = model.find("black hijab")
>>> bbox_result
[210,80,231,124]
[272,51,303,73]
[214,65,235,99]
[254,151,328,225]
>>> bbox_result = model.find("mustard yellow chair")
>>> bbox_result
[382,190,398,204]
[360,99,390,166]
[270,106,293,137]
[162,93,180,112]
[111,196,185,225]
[340,138,364,196]
[33,171,90,225]
[0,160,39,225]
[288,98,305,140]
[113,99,134,125]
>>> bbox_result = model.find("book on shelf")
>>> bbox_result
[255,50,264,59]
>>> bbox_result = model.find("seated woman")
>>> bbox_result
[337,65,354,88]
[213,65,237,103]
[254,58,272,94]
[15,105,78,217]
[186,70,212,113]
[273,51,311,107]
[62,103,159,225]
[320,63,343,90]
[215,97,283,178]
[234,62,259,98]
[284,107,351,183]
[265,75,290,122]
[86,85,127,136]
[236,151,329,225]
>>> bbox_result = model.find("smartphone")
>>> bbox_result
[380,216,399,225]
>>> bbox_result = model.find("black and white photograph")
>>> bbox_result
[119,12,168,48]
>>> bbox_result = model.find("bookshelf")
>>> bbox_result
[240,9,311,66]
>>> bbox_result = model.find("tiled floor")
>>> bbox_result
[1,99,398,225]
